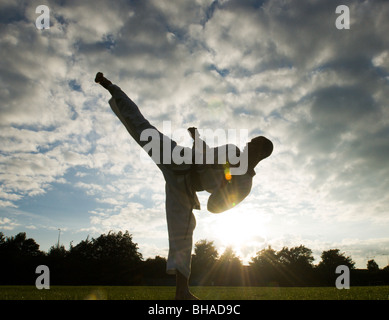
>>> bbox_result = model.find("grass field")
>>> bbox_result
[0,286,388,300]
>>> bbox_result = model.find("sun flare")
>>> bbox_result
[209,208,269,260]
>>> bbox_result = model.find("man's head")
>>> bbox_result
[244,136,273,171]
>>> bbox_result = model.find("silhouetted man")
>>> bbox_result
[95,72,273,299]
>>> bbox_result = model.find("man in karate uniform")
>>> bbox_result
[95,72,273,299]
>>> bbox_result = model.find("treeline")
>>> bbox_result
[1,231,389,286]
[191,240,389,287]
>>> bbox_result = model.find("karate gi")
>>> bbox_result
[106,84,254,279]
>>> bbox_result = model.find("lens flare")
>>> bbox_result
[224,162,232,181]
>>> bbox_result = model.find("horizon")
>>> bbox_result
[3,229,387,270]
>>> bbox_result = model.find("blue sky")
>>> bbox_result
[1,0,389,268]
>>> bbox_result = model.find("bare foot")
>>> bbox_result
[94,72,112,89]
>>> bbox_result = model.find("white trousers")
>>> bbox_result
[107,85,197,279]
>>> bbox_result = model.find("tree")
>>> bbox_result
[2,232,43,257]
[249,245,315,286]
[216,246,243,286]
[68,236,94,259]
[278,245,314,266]
[317,249,355,285]
[46,245,68,284]
[143,256,167,277]
[192,240,219,266]
[48,245,67,259]
[277,245,315,285]
[191,240,219,285]
[92,230,142,262]
[318,249,355,270]
[250,246,279,267]
[67,231,143,285]
[0,232,45,284]
[367,259,379,272]
[219,246,241,264]
[250,246,281,286]
[142,256,172,285]
[0,232,5,256]
[0,232,5,246]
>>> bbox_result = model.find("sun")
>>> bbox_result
[209,207,269,259]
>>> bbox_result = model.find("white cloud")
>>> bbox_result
[0,217,20,229]
[1,0,389,267]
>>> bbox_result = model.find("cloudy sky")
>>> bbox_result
[1,0,389,269]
